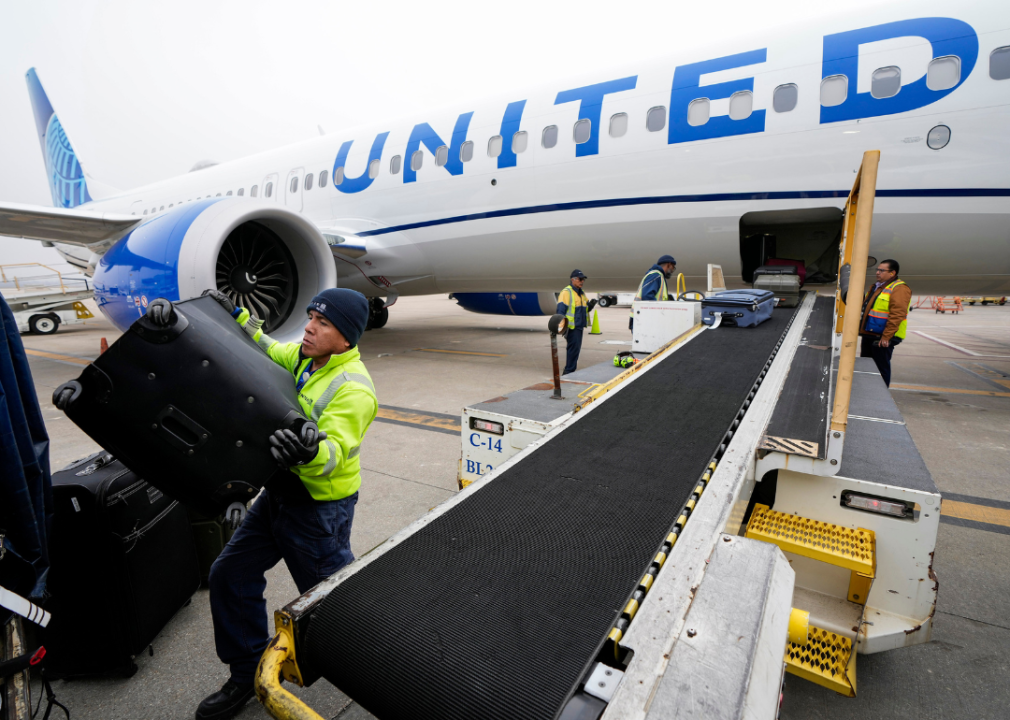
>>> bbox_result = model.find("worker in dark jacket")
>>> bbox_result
[629,255,676,330]
[557,270,596,375]
[859,259,911,387]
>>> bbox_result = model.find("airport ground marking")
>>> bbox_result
[23,348,92,366]
[913,331,1010,359]
[890,383,1010,399]
[414,348,508,357]
[375,406,460,435]
[949,362,1010,392]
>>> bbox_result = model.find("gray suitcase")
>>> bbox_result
[753,266,801,308]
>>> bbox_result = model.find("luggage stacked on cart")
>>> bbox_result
[43,452,201,677]
[54,295,310,518]
[753,265,802,308]
[702,289,776,327]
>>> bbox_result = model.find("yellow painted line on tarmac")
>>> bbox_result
[375,406,460,434]
[415,348,508,358]
[24,348,92,366]
[891,383,1010,399]
[943,500,1010,529]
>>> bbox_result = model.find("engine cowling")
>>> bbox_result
[94,199,335,341]
[451,292,558,316]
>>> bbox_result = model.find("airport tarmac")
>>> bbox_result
[14,294,1010,720]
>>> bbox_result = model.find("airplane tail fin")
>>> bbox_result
[25,67,93,208]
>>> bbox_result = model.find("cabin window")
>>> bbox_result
[143,209,148,215]
[160,205,165,210]
[991,46,1010,80]
[646,106,666,132]
[265,182,273,198]
[237,188,244,196]
[728,90,753,120]
[169,203,174,208]
[512,131,528,154]
[927,56,960,91]
[871,66,900,99]
[289,176,299,193]
[251,185,258,197]
[411,150,424,171]
[368,159,380,178]
[390,155,402,175]
[573,119,591,144]
[820,75,847,107]
[435,145,449,167]
[542,125,558,148]
[773,84,798,113]
[488,135,503,157]
[927,124,950,150]
[304,173,313,191]
[687,98,710,126]
[319,170,328,187]
[226,190,232,196]
[609,113,628,138]
[334,168,345,185]
[460,141,474,162]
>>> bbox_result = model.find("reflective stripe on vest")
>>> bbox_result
[865,279,909,338]
[631,270,669,316]
[561,285,586,328]
[311,371,377,422]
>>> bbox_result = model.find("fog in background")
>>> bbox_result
[0,0,888,272]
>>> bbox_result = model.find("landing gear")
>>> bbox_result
[366,298,389,331]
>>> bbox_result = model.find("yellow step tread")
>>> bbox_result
[784,625,856,697]
[745,504,875,575]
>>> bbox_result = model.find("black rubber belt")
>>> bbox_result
[303,308,797,720]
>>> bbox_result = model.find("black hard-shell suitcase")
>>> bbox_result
[57,295,309,516]
[42,452,200,677]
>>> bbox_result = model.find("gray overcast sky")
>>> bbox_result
[0,0,888,270]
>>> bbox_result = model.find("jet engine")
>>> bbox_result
[451,292,558,316]
[93,199,335,341]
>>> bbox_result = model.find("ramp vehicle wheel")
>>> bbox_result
[597,296,611,308]
[29,313,60,335]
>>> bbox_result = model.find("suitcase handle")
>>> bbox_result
[153,405,211,454]
[132,305,191,344]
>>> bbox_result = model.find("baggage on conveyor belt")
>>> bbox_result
[702,289,775,327]
[43,451,200,677]
[753,265,801,308]
[54,296,311,516]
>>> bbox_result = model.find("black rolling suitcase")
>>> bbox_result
[55,295,310,516]
[42,452,200,677]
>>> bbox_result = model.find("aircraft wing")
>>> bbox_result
[0,201,139,248]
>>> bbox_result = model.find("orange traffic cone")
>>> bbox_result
[100,337,109,354]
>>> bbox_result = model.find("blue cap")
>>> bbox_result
[306,288,369,348]
[571,269,588,279]
[657,255,677,265]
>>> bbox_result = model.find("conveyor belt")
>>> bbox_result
[303,309,797,720]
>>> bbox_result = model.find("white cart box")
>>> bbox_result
[631,301,701,353]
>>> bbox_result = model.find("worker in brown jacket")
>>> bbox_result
[858,259,911,387]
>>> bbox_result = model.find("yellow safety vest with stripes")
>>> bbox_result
[559,285,588,329]
[235,309,378,501]
[630,269,670,317]
[865,280,909,339]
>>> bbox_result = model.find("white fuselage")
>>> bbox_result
[59,0,1010,297]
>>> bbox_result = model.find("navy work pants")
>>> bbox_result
[860,335,902,387]
[564,327,584,375]
[209,488,357,684]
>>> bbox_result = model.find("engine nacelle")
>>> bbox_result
[94,199,335,341]
[452,292,558,316]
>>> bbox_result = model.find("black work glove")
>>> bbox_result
[201,288,236,315]
[269,424,327,468]
[587,298,598,313]
[146,298,175,327]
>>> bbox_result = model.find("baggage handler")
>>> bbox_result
[557,270,595,375]
[629,255,676,331]
[146,288,377,720]
[858,259,911,387]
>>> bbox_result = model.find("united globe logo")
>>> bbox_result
[45,114,91,208]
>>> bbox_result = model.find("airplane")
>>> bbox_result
[2,0,1007,342]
